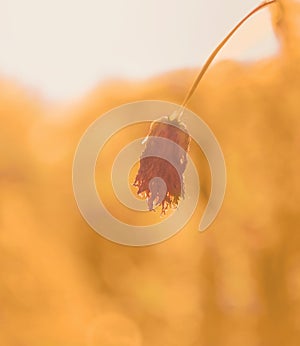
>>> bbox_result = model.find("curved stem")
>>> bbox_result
[174,0,277,120]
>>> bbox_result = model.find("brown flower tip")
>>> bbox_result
[133,116,191,214]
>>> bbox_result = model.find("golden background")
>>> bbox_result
[0,1,299,345]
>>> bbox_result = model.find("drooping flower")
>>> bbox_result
[133,116,191,214]
[134,0,277,214]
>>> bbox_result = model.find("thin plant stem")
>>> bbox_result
[171,0,277,121]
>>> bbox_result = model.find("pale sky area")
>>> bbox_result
[0,0,279,101]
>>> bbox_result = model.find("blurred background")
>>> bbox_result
[0,0,300,345]
[0,0,278,101]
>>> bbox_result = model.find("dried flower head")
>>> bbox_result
[134,0,277,215]
[133,116,191,213]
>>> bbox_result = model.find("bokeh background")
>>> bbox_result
[1,0,300,345]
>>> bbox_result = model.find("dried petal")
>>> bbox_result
[133,116,190,214]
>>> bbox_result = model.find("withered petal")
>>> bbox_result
[134,116,190,214]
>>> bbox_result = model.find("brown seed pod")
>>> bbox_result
[133,116,191,213]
